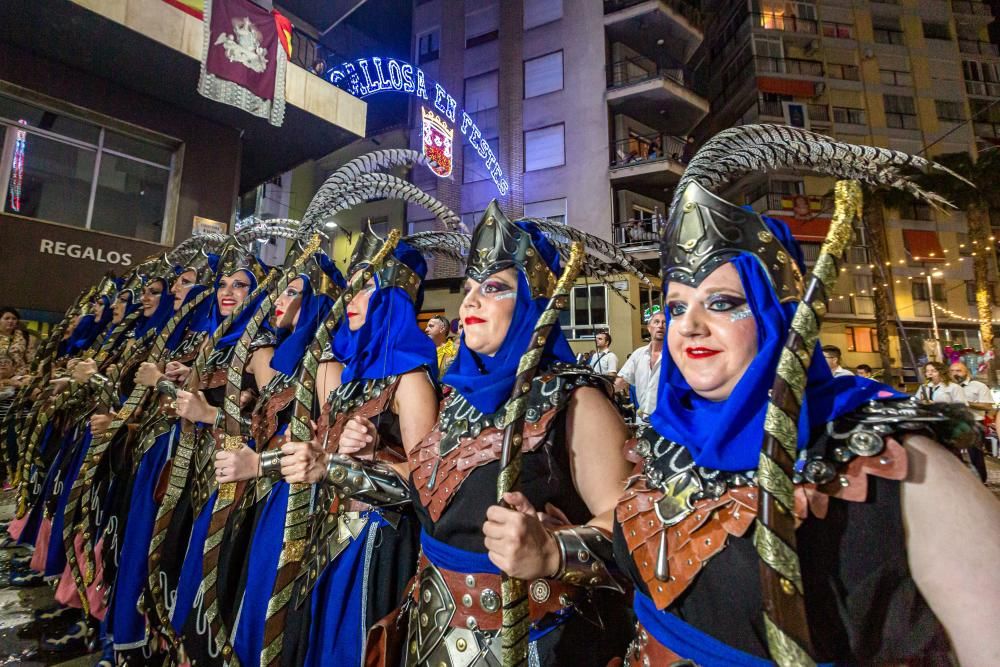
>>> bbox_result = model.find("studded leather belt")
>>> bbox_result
[624,622,693,666]
[414,555,579,632]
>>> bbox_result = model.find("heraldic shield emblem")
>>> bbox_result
[421,107,454,178]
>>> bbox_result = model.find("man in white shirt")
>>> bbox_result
[588,331,619,377]
[822,345,854,377]
[949,361,992,482]
[615,312,665,421]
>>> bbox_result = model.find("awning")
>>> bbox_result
[902,229,945,263]
[765,214,831,242]
[756,76,818,98]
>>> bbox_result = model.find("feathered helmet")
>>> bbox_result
[661,124,959,297]
[348,232,424,304]
[467,199,650,302]
[210,236,267,282]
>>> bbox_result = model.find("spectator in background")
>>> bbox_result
[855,363,873,378]
[917,361,967,404]
[822,344,854,377]
[615,311,665,421]
[0,307,32,373]
[680,135,696,163]
[424,314,457,376]
[589,330,618,377]
[950,361,993,481]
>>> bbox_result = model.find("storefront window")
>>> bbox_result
[0,93,176,243]
[3,130,95,227]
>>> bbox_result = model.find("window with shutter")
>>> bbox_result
[524,124,565,171]
[524,51,564,98]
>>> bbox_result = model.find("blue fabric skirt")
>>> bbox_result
[171,489,217,633]
[43,428,93,576]
[17,423,61,546]
[109,426,174,649]
[232,480,289,665]
[302,512,387,667]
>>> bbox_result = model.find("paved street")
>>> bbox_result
[0,491,93,667]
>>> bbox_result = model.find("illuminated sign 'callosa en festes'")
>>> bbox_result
[327,57,509,195]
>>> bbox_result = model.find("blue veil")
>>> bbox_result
[332,241,436,385]
[649,216,902,472]
[192,266,266,349]
[131,277,176,339]
[271,257,346,376]
[443,222,575,415]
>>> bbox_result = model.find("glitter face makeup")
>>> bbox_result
[729,307,753,322]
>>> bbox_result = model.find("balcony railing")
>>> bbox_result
[612,132,689,167]
[754,56,824,77]
[291,28,347,78]
[752,12,818,35]
[959,40,1000,56]
[952,1,993,17]
[966,79,1000,97]
[607,55,693,89]
[604,0,705,31]
[614,217,661,248]
[757,99,785,117]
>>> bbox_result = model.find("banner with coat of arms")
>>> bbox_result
[421,107,454,178]
[198,0,288,127]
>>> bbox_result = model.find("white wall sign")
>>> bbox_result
[39,239,133,266]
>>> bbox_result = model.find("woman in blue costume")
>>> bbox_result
[158,240,276,652]
[105,256,216,662]
[195,252,346,666]
[9,280,125,561]
[356,204,634,667]
[278,235,439,667]
[38,265,176,652]
[612,127,1000,666]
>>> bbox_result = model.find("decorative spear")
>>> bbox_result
[496,242,584,667]
[259,229,400,667]
[753,180,863,666]
[199,235,322,666]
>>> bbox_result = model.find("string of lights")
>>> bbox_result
[932,301,1000,325]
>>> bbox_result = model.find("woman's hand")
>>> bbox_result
[135,362,163,387]
[71,359,98,383]
[48,377,71,392]
[280,432,328,484]
[483,492,561,580]
[164,361,191,384]
[175,389,216,424]
[214,445,260,483]
[90,412,115,436]
[338,416,378,459]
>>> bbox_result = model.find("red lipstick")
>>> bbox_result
[685,347,720,359]
[464,316,486,325]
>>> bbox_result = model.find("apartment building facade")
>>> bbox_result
[693,0,1000,378]
[316,0,708,360]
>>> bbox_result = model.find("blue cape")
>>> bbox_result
[649,217,902,472]
[443,222,575,415]
[332,241,436,384]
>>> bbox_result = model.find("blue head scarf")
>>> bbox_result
[271,256,346,376]
[165,283,212,351]
[443,221,576,415]
[65,295,114,354]
[130,277,176,339]
[332,241,437,384]
[649,216,902,472]
[193,262,267,349]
